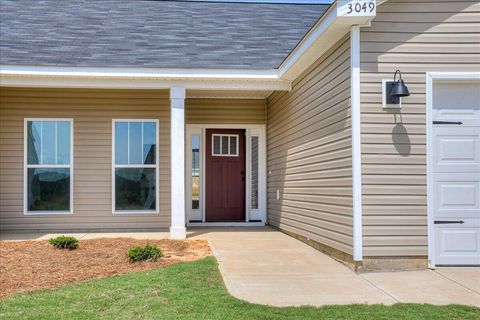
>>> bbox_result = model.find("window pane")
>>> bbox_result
[27,121,41,165]
[142,122,156,165]
[41,121,56,165]
[251,136,259,210]
[230,136,237,155]
[213,136,220,155]
[221,136,229,155]
[115,122,129,165]
[129,122,143,164]
[27,168,70,211]
[115,168,156,211]
[191,135,200,210]
[56,121,71,165]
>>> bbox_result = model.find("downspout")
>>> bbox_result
[350,25,363,262]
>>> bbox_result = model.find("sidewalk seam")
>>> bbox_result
[433,270,480,295]
[359,275,400,304]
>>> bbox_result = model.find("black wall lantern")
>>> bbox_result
[384,69,410,105]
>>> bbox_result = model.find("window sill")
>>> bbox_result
[112,210,160,215]
[24,211,73,216]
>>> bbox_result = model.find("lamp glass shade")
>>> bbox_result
[390,79,410,97]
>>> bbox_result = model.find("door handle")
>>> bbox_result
[433,121,463,125]
[434,220,465,224]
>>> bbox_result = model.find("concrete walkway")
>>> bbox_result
[189,227,480,307]
[2,227,479,306]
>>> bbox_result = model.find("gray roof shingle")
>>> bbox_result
[0,0,329,69]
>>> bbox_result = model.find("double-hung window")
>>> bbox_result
[24,119,73,214]
[113,120,159,213]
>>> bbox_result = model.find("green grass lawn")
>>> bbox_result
[0,257,478,320]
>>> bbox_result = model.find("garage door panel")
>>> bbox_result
[432,80,480,266]
[435,219,480,265]
[434,174,480,219]
[433,129,480,173]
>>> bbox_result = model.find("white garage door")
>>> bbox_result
[432,81,480,265]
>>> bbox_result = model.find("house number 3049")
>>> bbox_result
[347,1,375,14]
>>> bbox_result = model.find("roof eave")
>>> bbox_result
[277,1,376,81]
[0,1,377,91]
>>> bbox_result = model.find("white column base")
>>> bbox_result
[170,226,187,239]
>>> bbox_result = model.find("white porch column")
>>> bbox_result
[169,86,187,239]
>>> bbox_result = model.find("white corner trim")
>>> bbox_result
[350,25,363,261]
[426,72,435,268]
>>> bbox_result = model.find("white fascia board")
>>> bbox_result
[278,1,376,81]
[0,65,279,79]
[0,65,291,91]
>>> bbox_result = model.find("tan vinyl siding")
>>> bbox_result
[186,98,265,124]
[267,34,353,255]
[360,0,480,256]
[0,87,170,231]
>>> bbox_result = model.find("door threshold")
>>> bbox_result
[187,221,265,227]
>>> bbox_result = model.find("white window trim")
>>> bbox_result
[186,128,203,222]
[112,119,160,214]
[211,134,239,156]
[23,118,74,215]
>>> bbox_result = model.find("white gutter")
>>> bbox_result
[0,65,279,79]
[0,65,291,91]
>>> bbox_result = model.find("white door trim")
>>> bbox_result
[426,72,480,268]
[185,124,266,226]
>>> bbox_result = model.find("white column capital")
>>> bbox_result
[170,86,186,100]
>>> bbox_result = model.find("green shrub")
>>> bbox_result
[127,243,163,262]
[48,235,79,250]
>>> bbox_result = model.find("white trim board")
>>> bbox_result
[111,119,160,215]
[187,222,265,227]
[425,72,480,268]
[185,124,267,225]
[350,26,363,261]
[23,118,74,215]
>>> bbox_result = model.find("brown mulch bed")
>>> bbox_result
[0,238,211,298]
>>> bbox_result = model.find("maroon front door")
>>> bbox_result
[205,129,246,221]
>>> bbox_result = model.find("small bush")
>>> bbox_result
[48,235,79,250]
[127,243,163,262]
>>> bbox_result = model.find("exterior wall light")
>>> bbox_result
[382,69,410,108]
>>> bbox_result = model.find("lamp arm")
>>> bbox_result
[394,69,401,82]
